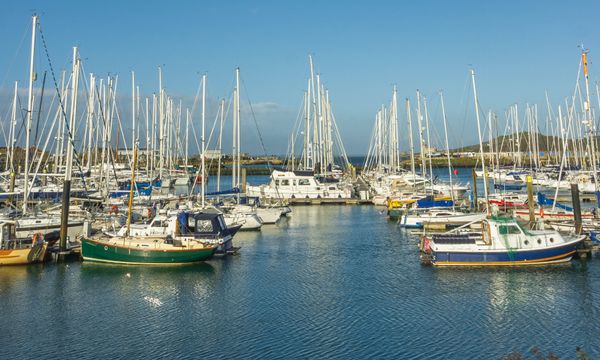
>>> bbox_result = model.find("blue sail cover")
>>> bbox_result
[416,196,454,208]
[536,192,573,211]
[178,212,189,234]
[205,188,241,196]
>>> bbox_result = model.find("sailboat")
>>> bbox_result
[81,142,218,264]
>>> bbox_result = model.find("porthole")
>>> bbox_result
[537,239,542,244]
[524,240,529,245]
[549,238,554,243]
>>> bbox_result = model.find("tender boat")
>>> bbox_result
[0,221,47,266]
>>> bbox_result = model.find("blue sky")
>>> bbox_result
[1,0,599,155]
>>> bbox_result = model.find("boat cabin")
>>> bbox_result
[176,211,240,239]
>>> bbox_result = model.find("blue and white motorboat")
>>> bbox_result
[421,216,585,266]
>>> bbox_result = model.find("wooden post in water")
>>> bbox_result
[526,175,535,226]
[241,168,247,193]
[571,183,583,235]
[471,168,478,210]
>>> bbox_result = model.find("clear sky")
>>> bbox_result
[1,0,599,156]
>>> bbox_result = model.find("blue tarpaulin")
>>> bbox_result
[536,192,573,211]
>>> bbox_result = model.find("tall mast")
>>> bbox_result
[236,68,241,189]
[59,46,80,252]
[86,74,95,169]
[406,98,416,178]
[158,67,164,181]
[201,73,206,207]
[582,48,598,190]
[471,69,489,214]
[23,15,38,213]
[217,99,224,193]
[440,91,455,207]
[131,71,136,166]
[145,97,150,172]
[416,90,426,178]
[7,81,18,171]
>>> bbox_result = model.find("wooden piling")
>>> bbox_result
[571,183,582,235]
[526,175,535,226]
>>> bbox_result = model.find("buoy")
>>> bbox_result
[454,169,459,175]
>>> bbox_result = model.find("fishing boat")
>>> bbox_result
[0,221,47,265]
[421,216,585,266]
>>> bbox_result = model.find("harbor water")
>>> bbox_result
[1,202,599,359]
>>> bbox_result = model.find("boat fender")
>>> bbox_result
[110,205,119,214]
[540,207,544,218]
[147,208,153,218]
[423,237,431,253]
[32,232,44,245]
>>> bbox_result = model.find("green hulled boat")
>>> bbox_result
[81,237,217,265]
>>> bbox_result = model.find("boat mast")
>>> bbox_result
[440,91,455,208]
[131,71,136,171]
[471,69,489,214]
[125,143,138,237]
[158,67,164,182]
[582,48,598,191]
[7,81,18,172]
[217,98,224,194]
[406,98,416,179]
[416,90,427,179]
[201,73,206,207]
[59,46,80,252]
[23,15,38,213]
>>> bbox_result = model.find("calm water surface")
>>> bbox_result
[1,205,599,359]
[2,169,600,359]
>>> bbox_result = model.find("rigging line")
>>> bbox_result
[0,21,30,91]
[37,23,89,193]
[240,78,270,158]
[240,76,285,200]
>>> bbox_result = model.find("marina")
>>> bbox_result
[2,3,600,359]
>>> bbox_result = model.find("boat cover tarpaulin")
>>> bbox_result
[536,192,573,211]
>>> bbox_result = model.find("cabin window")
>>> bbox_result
[498,225,521,235]
[196,220,213,233]
[549,237,554,243]
[293,180,297,186]
[329,186,336,190]
[280,179,290,186]
[275,180,280,186]
[298,179,310,186]
[151,221,165,227]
